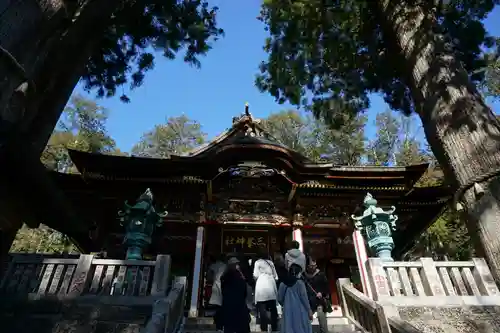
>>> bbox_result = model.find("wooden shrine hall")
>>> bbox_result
[11,108,452,315]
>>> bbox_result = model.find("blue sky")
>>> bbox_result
[71,1,500,153]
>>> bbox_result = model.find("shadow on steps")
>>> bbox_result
[183,316,362,333]
[0,299,152,333]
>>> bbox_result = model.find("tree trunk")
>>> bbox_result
[0,0,72,132]
[23,0,125,154]
[376,0,500,279]
[0,0,123,154]
[0,227,18,278]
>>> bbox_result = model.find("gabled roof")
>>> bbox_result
[67,104,430,189]
[179,104,312,164]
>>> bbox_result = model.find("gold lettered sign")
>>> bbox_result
[222,229,268,253]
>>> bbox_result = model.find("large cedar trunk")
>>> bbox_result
[0,0,72,132]
[376,0,500,279]
[23,0,124,154]
[1,0,123,154]
[0,0,122,255]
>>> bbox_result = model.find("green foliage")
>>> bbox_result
[256,0,498,125]
[59,95,117,154]
[314,113,367,165]
[82,0,224,102]
[413,211,475,261]
[41,95,122,172]
[366,110,400,166]
[260,109,366,164]
[479,49,500,98]
[10,224,79,254]
[132,114,207,158]
[405,203,475,260]
[260,110,318,157]
[366,110,428,166]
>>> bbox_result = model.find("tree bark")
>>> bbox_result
[22,0,125,154]
[0,0,72,131]
[377,0,500,279]
[0,226,18,278]
[0,0,124,155]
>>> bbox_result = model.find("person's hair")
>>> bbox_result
[273,252,285,266]
[290,240,300,249]
[208,253,217,263]
[307,256,318,268]
[288,263,302,278]
[256,248,269,260]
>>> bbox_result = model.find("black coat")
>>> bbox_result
[275,264,288,287]
[304,270,330,312]
[221,269,251,333]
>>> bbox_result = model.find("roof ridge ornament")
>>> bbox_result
[245,102,251,117]
[230,102,265,137]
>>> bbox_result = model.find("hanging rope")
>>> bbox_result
[452,168,500,211]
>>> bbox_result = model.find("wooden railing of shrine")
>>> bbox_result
[0,253,172,303]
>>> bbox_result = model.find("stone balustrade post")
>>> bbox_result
[151,254,172,296]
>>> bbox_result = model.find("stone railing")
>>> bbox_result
[143,276,188,333]
[0,253,172,303]
[366,257,500,304]
[337,278,423,333]
[358,257,500,332]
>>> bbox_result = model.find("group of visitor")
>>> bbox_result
[206,241,331,333]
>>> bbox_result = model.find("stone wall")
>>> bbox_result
[399,306,500,333]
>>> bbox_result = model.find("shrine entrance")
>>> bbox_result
[200,224,289,315]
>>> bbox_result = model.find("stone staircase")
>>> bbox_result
[0,301,152,333]
[183,316,361,333]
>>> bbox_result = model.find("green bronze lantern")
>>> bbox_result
[117,188,167,260]
[351,193,398,262]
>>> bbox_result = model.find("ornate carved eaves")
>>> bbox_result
[156,193,206,223]
[298,181,406,192]
[82,171,205,184]
[297,203,351,227]
[208,199,290,225]
[212,213,289,225]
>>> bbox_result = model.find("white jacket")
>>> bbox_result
[253,259,278,303]
[285,248,306,272]
[208,261,226,306]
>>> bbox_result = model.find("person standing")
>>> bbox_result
[221,257,251,333]
[304,259,332,316]
[253,249,279,332]
[285,240,306,275]
[208,255,227,332]
[273,252,288,287]
[277,264,313,333]
[272,252,287,318]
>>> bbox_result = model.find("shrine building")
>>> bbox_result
[40,108,451,315]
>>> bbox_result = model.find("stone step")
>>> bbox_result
[184,316,358,333]
[0,304,151,333]
[184,328,357,333]
[186,317,350,327]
